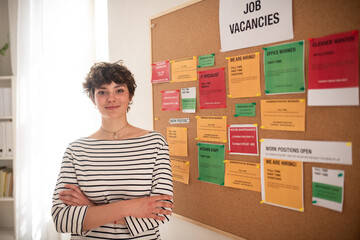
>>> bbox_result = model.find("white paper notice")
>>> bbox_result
[312,167,344,212]
[181,87,196,113]
[260,139,352,165]
[308,88,359,106]
[219,0,293,51]
[169,118,190,124]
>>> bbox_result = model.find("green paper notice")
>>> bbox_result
[181,87,196,113]
[198,143,225,185]
[313,182,342,203]
[182,98,196,110]
[264,41,305,94]
[198,54,215,68]
[235,103,256,117]
[312,167,344,212]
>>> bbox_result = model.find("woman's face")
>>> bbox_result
[94,81,132,120]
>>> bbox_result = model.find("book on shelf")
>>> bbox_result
[0,167,13,197]
[0,123,5,158]
[0,121,12,158]
[0,87,12,117]
[4,122,12,157]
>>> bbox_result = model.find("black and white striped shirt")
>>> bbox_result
[52,131,173,239]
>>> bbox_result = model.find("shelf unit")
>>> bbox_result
[0,75,15,240]
[0,228,14,240]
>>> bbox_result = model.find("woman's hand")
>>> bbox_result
[125,195,173,221]
[59,184,96,207]
[60,185,173,227]
[59,184,128,225]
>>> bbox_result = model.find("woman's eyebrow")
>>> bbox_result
[96,84,126,89]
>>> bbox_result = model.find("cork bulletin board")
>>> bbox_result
[150,0,360,239]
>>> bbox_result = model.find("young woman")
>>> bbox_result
[52,62,173,239]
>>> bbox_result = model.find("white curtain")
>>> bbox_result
[8,0,108,239]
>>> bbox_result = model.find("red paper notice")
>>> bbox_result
[161,90,180,111]
[152,61,170,83]
[308,30,359,90]
[228,124,258,155]
[199,68,226,109]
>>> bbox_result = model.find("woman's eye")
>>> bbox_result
[116,89,124,94]
[97,91,107,95]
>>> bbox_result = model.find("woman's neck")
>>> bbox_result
[99,117,130,140]
[101,117,128,132]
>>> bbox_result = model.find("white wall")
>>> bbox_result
[107,0,235,239]
[108,0,186,130]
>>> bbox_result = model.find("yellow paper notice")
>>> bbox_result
[227,53,261,98]
[171,157,190,184]
[196,116,227,142]
[261,99,306,131]
[224,160,260,192]
[167,127,188,157]
[171,57,197,82]
[263,158,303,210]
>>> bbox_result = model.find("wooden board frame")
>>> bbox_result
[150,0,360,239]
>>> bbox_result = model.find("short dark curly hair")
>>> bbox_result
[83,61,137,111]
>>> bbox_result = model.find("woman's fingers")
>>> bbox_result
[59,184,95,206]
[153,195,173,202]
[150,209,172,221]
[64,184,82,194]
[59,194,79,206]
[126,195,173,220]
[151,196,174,217]
[60,189,79,197]
[152,214,166,221]
[61,199,78,206]
[155,201,173,209]
[59,189,82,204]
[155,208,172,216]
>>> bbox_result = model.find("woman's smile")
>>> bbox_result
[106,105,120,110]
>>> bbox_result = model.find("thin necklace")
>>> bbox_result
[101,123,128,140]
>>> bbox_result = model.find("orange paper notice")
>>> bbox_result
[263,158,304,211]
[171,157,190,184]
[227,52,261,98]
[171,57,197,82]
[196,116,227,143]
[261,99,306,131]
[225,160,260,192]
[167,127,188,157]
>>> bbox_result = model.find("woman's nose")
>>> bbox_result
[107,92,116,101]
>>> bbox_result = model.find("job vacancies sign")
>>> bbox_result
[219,0,293,52]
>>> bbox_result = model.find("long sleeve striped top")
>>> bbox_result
[52,131,173,239]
